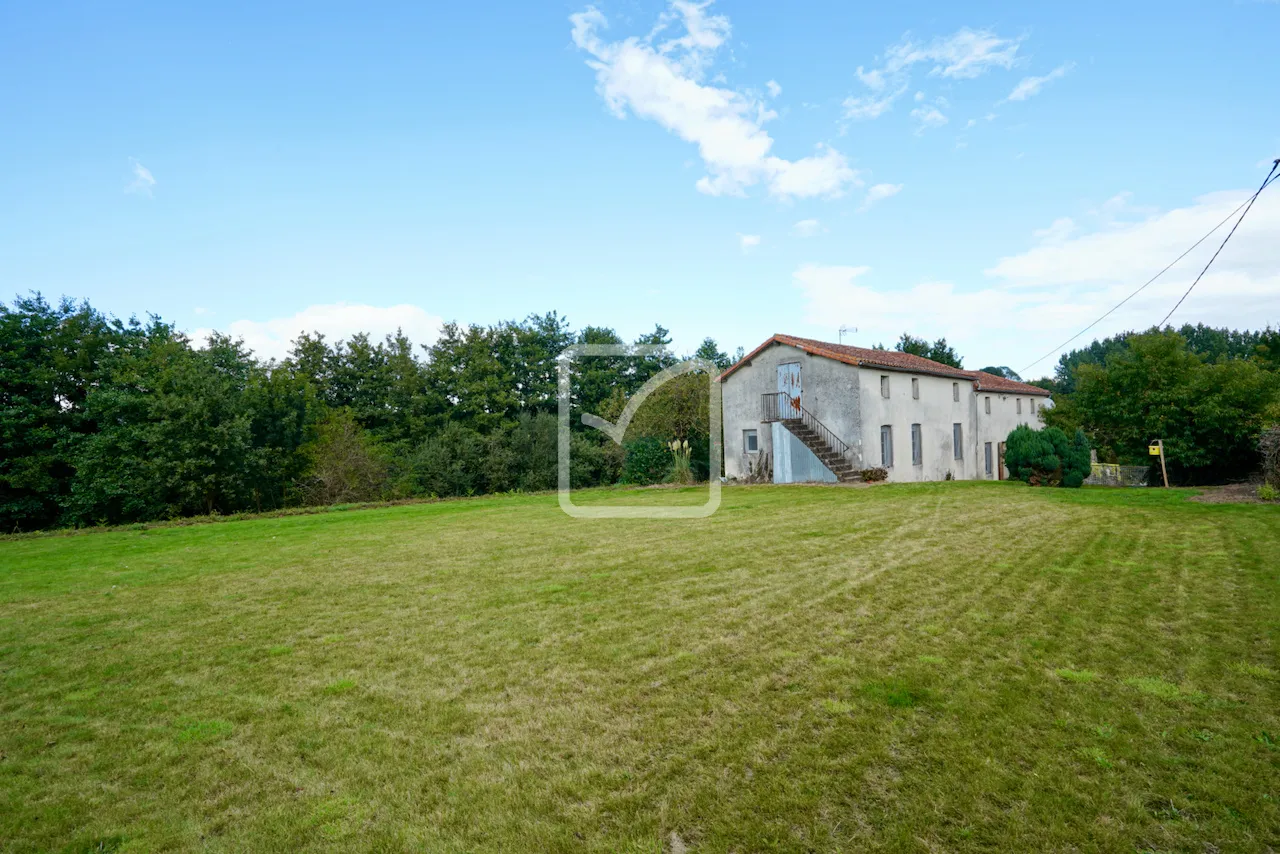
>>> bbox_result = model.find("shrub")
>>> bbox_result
[297,410,390,505]
[688,434,712,482]
[622,437,671,485]
[484,412,558,493]
[569,433,624,489]
[859,467,888,482]
[1259,483,1279,502]
[404,421,487,497]
[1260,426,1280,489]
[1005,425,1091,488]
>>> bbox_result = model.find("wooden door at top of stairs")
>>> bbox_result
[777,362,801,418]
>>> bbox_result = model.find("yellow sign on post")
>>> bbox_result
[1151,439,1169,487]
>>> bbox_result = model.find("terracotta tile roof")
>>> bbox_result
[969,371,1051,396]
[718,333,1051,397]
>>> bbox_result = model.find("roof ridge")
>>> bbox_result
[718,334,1051,396]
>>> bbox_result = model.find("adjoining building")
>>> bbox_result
[719,334,1052,484]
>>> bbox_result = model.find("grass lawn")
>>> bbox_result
[1,482,1278,853]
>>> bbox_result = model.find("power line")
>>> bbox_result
[1019,163,1280,376]
[1157,159,1279,326]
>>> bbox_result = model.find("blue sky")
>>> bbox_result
[2,0,1278,377]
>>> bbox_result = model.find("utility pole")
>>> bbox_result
[1149,439,1169,487]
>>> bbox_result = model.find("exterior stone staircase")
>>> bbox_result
[779,418,861,483]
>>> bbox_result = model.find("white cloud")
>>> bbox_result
[792,185,1280,373]
[856,67,887,90]
[766,79,781,98]
[791,218,825,237]
[794,264,1012,340]
[571,2,860,199]
[910,105,948,133]
[842,87,907,120]
[988,189,1280,292]
[911,28,1022,79]
[196,303,445,362]
[126,158,155,196]
[1089,191,1158,227]
[858,183,903,212]
[1031,216,1076,244]
[844,27,1021,122]
[738,233,761,251]
[1006,61,1074,102]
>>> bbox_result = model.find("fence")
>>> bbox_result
[1084,463,1149,487]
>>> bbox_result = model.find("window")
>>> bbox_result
[1029,401,1037,416]
[953,423,963,459]
[984,396,991,414]
[984,442,993,476]
[912,377,920,399]
[952,382,959,402]
[880,425,894,467]
[1016,398,1022,415]
[880,375,890,398]
[911,423,922,465]
[743,429,758,453]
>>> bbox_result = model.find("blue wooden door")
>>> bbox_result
[777,363,801,417]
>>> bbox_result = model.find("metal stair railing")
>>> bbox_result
[760,392,851,459]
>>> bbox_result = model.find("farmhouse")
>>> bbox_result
[720,334,1053,484]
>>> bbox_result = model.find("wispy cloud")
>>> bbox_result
[843,87,908,120]
[910,103,948,134]
[1006,62,1075,102]
[738,233,762,252]
[1032,216,1076,245]
[791,218,825,237]
[987,188,1280,291]
[844,27,1022,123]
[858,183,903,212]
[571,2,860,199]
[765,79,781,98]
[126,158,155,196]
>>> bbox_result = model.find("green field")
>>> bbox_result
[1,483,1278,852]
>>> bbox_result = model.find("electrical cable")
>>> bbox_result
[1019,163,1280,376]
[1157,160,1279,326]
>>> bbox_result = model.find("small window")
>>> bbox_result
[952,382,959,402]
[911,378,920,400]
[911,423,922,465]
[953,423,963,459]
[880,425,893,467]
[984,396,991,415]
[1016,398,1022,415]
[880,375,890,398]
[984,441,993,475]
[743,429,758,453]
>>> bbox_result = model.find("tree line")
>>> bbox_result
[1,295,733,532]
[1040,323,1280,484]
[5,292,1277,532]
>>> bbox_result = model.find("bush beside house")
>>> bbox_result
[1005,425,1092,488]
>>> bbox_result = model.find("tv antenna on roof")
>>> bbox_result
[838,325,857,345]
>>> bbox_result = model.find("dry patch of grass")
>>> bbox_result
[1,482,1278,852]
